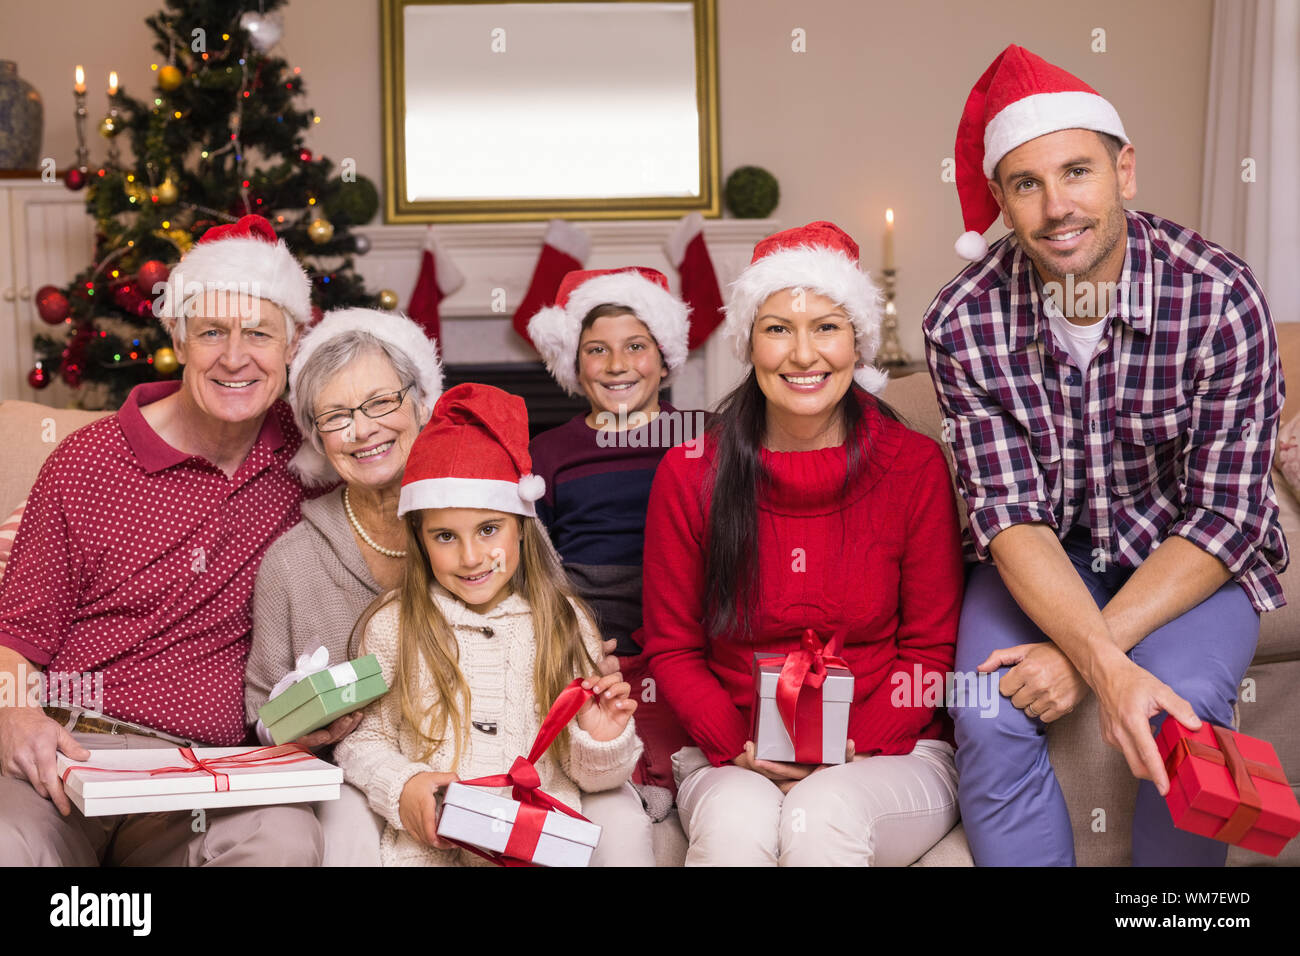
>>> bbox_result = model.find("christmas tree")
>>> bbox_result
[32,0,384,409]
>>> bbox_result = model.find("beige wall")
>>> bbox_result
[4,0,1213,360]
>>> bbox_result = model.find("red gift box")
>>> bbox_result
[1155,718,1300,857]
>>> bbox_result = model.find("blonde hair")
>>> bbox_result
[350,512,597,769]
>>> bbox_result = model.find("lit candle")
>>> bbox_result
[108,71,118,96]
[883,208,895,271]
[74,65,86,94]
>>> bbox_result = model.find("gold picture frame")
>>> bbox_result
[380,0,720,223]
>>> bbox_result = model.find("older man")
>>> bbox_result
[924,46,1288,865]
[0,215,324,865]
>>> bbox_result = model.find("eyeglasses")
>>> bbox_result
[313,384,413,434]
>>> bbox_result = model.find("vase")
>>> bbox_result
[0,60,44,170]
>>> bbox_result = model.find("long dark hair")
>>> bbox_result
[703,373,904,641]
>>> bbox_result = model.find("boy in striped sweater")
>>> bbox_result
[529,268,704,798]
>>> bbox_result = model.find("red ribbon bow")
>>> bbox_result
[1164,724,1289,845]
[448,678,596,866]
[758,628,849,764]
[61,744,316,792]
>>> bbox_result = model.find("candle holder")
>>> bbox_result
[876,268,911,366]
[72,87,90,175]
[102,100,122,168]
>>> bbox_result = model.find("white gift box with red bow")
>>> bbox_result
[56,745,342,816]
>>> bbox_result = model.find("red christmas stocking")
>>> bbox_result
[667,213,724,350]
[407,227,465,343]
[512,219,591,349]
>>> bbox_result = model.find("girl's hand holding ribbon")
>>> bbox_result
[576,672,636,742]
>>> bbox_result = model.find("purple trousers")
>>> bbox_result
[953,526,1259,866]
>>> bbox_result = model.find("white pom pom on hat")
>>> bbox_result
[952,44,1128,261]
[954,231,990,261]
[517,473,546,503]
[724,220,888,396]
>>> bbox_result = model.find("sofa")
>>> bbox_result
[1,321,1296,866]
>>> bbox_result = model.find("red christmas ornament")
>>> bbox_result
[112,280,139,310]
[298,148,313,163]
[61,362,82,387]
[134,298,155,318]
[28,365,51,389]
[64,168,87,191]
[35,285,70,324]
[137,259,170,293]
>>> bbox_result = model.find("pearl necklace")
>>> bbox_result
[344,487,406,558]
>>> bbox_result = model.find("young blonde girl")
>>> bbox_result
[334,383,645,866]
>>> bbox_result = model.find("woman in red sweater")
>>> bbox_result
[642,221,964,866]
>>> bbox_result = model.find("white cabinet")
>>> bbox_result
[0,178,96,405]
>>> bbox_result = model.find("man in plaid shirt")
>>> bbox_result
[925,46,1288,866]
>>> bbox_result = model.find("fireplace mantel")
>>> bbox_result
[350,218,778,411]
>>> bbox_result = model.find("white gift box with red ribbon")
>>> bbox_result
[56,744,342,816]
[437,781,601,867]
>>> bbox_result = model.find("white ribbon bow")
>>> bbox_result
[256,646,359,746]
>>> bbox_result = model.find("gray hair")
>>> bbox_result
[291,330,431,453]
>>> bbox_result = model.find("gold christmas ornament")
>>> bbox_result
[153,346,179,374]
[98,116,118,138]
[124,179,151,204]
[153,227,194,254]
[378,289,399,310]
[307,218,334,244]
[155,178,179,204]
[158,65,183,92]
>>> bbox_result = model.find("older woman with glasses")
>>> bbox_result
[244,307,443,866]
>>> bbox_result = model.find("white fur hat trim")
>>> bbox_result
[724,246,886,395]
[528,271,691,398]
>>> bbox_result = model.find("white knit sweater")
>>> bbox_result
[333,582,642,867]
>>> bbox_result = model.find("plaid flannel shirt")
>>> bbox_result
[923,209,1288,613]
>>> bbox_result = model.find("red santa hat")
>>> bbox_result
[398,383,545,519]
[725,221,889,395]
[526,267,691,397]
[158,214,313,340]
[954,44,1129,261]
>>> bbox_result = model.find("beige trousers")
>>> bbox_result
[0,732,323,867]
[315,782,384,866]
[582,781,655,867]
[674,739,959,867]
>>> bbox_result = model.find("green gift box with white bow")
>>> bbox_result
[258,654,388,746]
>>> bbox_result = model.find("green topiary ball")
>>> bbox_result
[322,174,380,226]
[724,166,780,218]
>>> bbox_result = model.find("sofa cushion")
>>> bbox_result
[1229,658,1300,866]
[0,402,110,519]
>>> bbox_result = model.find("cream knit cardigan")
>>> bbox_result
[333,583,643,867]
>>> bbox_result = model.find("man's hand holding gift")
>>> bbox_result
[0,703,90,816]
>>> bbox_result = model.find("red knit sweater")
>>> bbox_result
[641,395,964,767]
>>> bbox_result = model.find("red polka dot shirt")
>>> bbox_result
[0,382,307,745]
